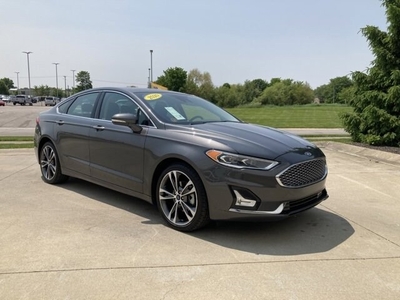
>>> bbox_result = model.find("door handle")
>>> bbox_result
[92,125,105,131]
[56,120,64,125]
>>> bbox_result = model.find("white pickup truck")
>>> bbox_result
[12,95,33,106]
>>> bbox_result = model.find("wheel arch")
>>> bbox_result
[37,137,54,161]
[150,157,208,208]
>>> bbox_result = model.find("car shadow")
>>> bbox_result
[58,178,354,256]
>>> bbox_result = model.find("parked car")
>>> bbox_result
[44,96,59,106]
[1,95,11,103]
[12,95,32,106]
[0,100,5,106]
[34,88,328,231]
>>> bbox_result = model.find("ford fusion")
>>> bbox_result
[34,88,328,231]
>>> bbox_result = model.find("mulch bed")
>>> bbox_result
[351,142,400,155]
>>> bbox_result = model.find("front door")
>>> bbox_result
[89,92,146,193]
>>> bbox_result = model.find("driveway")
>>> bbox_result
[0,143,399,299]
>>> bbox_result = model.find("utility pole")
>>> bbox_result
[15,72,20,94]
[22,51,32,97]
[63,75,67,97]
[53,63,59,97]
[71,69,76,93]
[150,49,153,83]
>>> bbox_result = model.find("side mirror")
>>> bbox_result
[112,113,142,133]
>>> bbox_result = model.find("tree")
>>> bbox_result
[240,79,269,104]
[156,67,187,92]
[214,85,241,108]
[185,68,215,101]
[34,85,51,97]
[0,81,8,95]
[255,79,314,105]
[315,76,353,103]
[341,0,400,146]
[75,71,93,92]
[0,77,14,95]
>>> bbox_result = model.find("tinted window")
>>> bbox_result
[99,92,138,120]
[58,100,71,114]
[67,93,99,118]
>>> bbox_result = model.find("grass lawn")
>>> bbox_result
[227,104,352,128]
[0,136,34,149]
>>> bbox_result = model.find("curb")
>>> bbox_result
[316,141,400,166]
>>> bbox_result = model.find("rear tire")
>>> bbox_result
[156,163,210,232]
[40,142,68,184]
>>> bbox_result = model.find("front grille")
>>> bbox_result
[276,159,327,188]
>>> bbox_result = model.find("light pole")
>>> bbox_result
[148,68,151,88]
[71,69,76,92]
[53,63,59,97]
[22,51,32,97]
[150,49,153,83]
[63,75,67,97]
[15,72,20,94]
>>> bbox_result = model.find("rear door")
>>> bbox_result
[89,91,147,192]
[55,92,100,176]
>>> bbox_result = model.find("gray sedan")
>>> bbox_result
[34,87,328,231]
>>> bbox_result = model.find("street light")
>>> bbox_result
[22,51,32,97]
[53,63,59,97]
[71,69,76,92]
[15,72,20,94]
[148,68,151,88]
[63,75,67,97]
[150,49,153,83]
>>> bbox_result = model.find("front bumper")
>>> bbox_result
[201,158,328,221]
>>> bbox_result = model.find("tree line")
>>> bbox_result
[155,67,355,108]
[0,71,93,98]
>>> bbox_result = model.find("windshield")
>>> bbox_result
[134,92,240,124]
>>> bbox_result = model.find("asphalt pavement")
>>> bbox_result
[0,143,399,299]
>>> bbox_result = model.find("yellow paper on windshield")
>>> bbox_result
[144,93,162,101]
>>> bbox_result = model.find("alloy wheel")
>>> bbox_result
[41,145,57,181]
[158,170,198,227]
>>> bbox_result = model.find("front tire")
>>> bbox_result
[40,142,68,184]
[156,163,210,232]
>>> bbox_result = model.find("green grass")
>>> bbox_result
[0,143,34,149]
[0,137,34,149]
[0,136,33,142]
[226,104,352,128]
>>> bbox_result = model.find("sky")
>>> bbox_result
[1,0,388,90]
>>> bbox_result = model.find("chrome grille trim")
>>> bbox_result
[276,158,327,188]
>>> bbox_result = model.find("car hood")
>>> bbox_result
[167,122,319,160]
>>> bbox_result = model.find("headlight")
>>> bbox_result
[206,150,279,170]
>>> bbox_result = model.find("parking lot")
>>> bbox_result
[0,107,399,299]
[0,103,49,136]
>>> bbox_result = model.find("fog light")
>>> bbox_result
[233,190,257,208]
